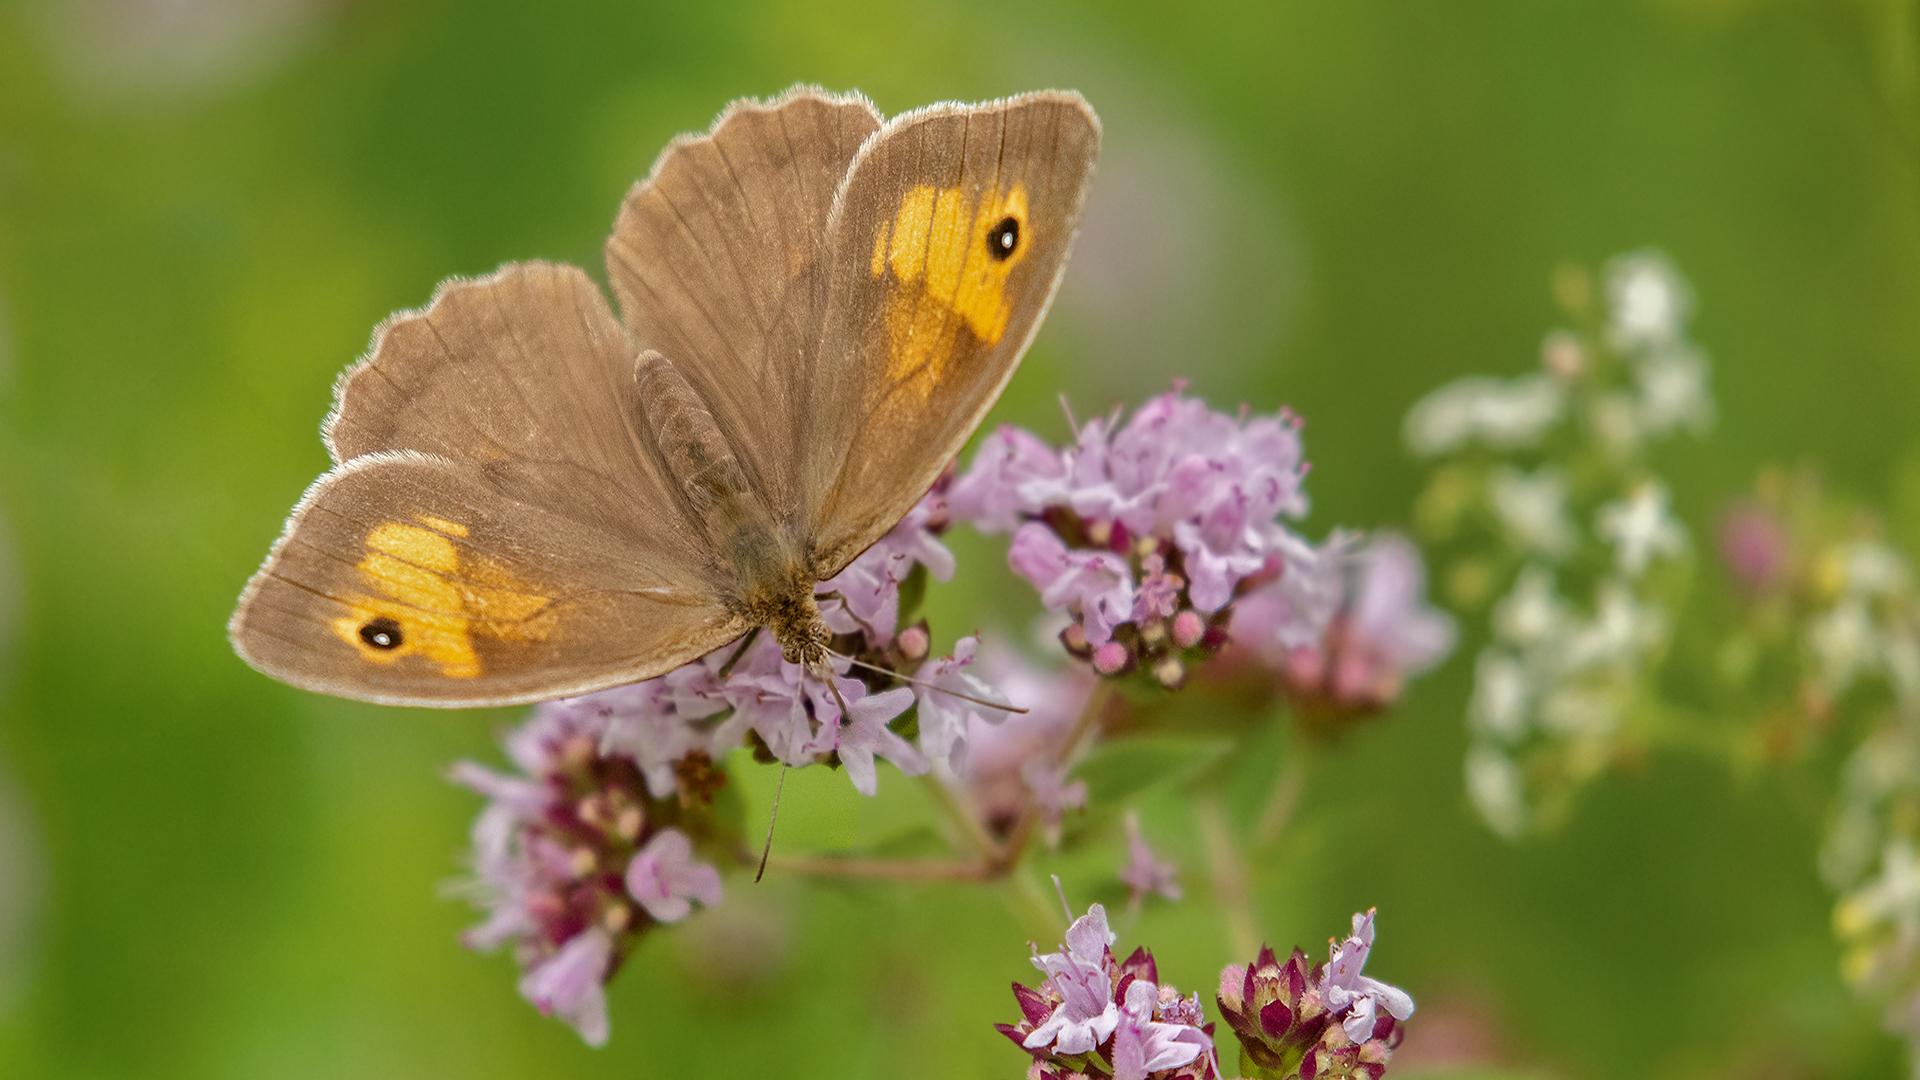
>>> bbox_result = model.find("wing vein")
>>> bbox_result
[652,187,757,370]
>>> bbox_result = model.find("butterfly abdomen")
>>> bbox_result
[636,351,757,514]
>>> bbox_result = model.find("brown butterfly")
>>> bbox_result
[229,86,1101,707]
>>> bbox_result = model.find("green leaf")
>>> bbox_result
[1074,736,1232,805]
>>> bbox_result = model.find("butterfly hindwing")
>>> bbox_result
[803,92,1100,575]
[231,452,747,707]
[324,260,710,570]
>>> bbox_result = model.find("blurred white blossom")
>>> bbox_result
[1595,481,1688,578]
[1465,745,1527,840]
[1634,347,1715,436]
[1411,251,1708,841]
[1605,250,1692,350]
[1489,467,1579,559]
[1403,372,1567,457]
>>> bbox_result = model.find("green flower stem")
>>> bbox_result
[772,680,1118,885]
[994,679,1118,872]
[1252,734,1310,850]
[766,854,995,881]
[1197,790,1261,962]
[919,771,1003,864]
[1009,864,1073,941]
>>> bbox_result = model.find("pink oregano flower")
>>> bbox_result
[912,635,1013,772]
[954,643,1094,839]
[1261,533,1456,716]
[999,902,1219,1080]
[450,704,730,1047]
[818,491,955,641]
[1024,904,1122,1054]
[950,386,1330,684]
[1215,909,1413,1078]
[1119,810,1182,908]
[1323,909,1417,1043]
[1114,978,1212,1080]
[625,828,723,924]
[517,926,615,1047]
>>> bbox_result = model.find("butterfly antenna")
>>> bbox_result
[757,660,845,884]
[755,764,787,883]
[826,649,1028,714]
[1057,393,1080,435]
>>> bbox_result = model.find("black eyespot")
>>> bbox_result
[359,617,403,651]
[987,216,1020,261]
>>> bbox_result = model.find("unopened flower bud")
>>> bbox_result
[603,903,632,933]
[1172,611,1205,649]
[1154,656,1186,689]
[615,806,644,841]
[1061,622,1091,657]
[1093,641,1130,675]
[896,624,931,661]
[562,735,596,771]
[1540,329,1584,380]
[1719,502,1788,594]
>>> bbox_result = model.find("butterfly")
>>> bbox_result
[229,86,1101,707]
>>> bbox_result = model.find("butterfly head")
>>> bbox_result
[731,559,832,672]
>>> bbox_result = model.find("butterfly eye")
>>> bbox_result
[987,216,1020,261]
[359,617,404,651]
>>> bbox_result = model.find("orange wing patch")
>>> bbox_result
[869,183,1030,400]
[330,515,556,677]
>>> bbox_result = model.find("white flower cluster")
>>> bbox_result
[1800,539,1920,1048]
[1404,250,1712,463]
[1466,565,1671,837]
[1406,251,1708,838]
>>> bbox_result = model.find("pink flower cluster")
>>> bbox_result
[1235,534,1456,716]
[950,387,1332,683]
[998,904,1220,1080]
[451,706,725,1046]
[998,905,1412,1080]
[950,642,1097,842]
[1215,910,1414,1079]
[817,491,957,642]
[449,492,1018,1043]
[583,631,925,798]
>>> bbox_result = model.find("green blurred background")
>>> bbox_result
[3,0,1920,1076]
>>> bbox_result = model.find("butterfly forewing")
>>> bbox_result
[804,92,1100,575]
[605,87,883,528]
[232,452,747,707]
